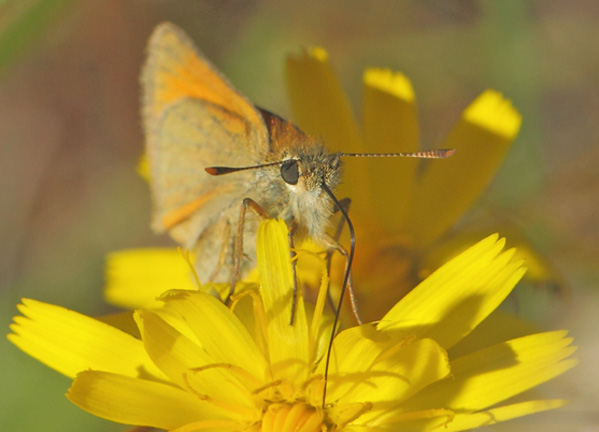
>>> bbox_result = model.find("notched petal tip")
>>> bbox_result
[307,46,329,62]
[463,89,522,139]
[363,67,415,102]
[287,46,329,65]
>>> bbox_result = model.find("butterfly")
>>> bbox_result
[141,22,453,318]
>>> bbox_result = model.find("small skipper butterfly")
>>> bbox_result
[141,23,454,403]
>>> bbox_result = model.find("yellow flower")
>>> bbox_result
[8,220,576,431]
[286,48,558,320]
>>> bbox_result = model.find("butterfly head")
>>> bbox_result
[280,148,341,191]
[277,147,342,237]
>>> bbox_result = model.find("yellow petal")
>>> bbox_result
[257,219,310,383]
[362,68,419,229]
[7,299,162,379]
[291,237,334,363]
[171,420,242,432]
[381,400,565,431]
[378,234,526,350]
[448,309,539,359]
[286,47,362,153]
[327,402,373,430]
[137,310,260,417]
[441,399,568,431]
[498,236,555,283]
[97,311,141,338]
[67,370,219,429]
[285,48,371,210]
[406,90,522,247]
[136,309,209,386]
[421,227,558,285]
[261,403,325,432]
[403,331,576,412]
[158,290,268,382]
[322,324,449,410]
[104,248,197,309]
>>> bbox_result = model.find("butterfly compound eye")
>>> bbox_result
[281,160,299,185]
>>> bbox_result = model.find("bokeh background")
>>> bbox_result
[1,1,597,430]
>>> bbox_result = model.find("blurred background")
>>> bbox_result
[1,1,597,430]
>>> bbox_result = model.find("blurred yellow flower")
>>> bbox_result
[8,220,576,431]
[104,247,237,309]
[286,48,558,320]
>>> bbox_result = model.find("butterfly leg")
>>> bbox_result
[325,198,351,310]
[331,198,352,243]
[322,231,363,325]
[207,220,232,282]
[324,198,362,323]
[226,198,270,305]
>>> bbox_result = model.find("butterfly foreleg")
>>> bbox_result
[323,224,363,324]
[207,220,232,282]
[227,198,271,305]
[330,198,352,243]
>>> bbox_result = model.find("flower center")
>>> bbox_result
[261,402,326,432]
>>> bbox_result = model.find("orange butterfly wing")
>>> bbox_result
[141,23,269,247]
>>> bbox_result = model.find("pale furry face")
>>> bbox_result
[278,147,342,238]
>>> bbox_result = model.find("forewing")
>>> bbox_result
[151,99,256,247]
[141,22,269,245]
[142,22,266,143]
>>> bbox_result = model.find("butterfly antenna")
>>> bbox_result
[340,148,455,159]
[205,160,288,176]
[320,182,355,408]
